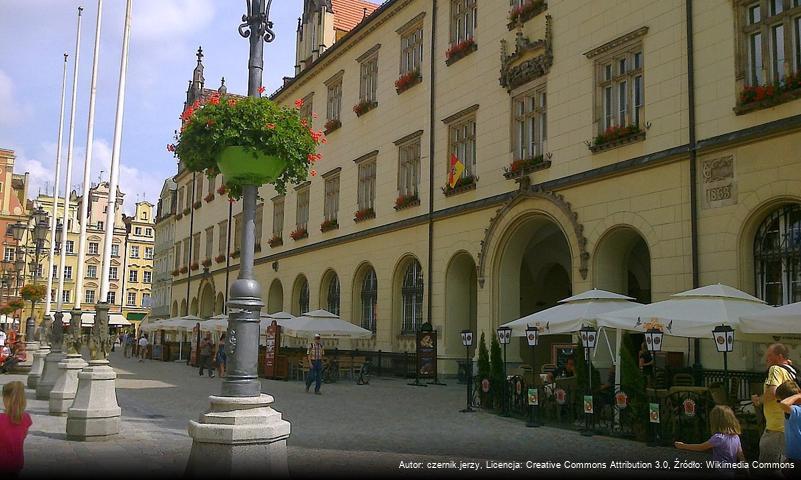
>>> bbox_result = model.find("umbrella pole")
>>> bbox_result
[614,328,622,431]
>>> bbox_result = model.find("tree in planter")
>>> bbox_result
[20,284,47,326]
[477,332,491,407]
[490,334,505,411]
[573,347,601,417]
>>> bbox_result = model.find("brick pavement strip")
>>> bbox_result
[0,352,727,478]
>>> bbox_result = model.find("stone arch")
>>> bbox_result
[444,251,478,357]
[592,225,652,304]
[215,293,225,315]
[267,279,284,314]
[291,274,310,316]
[319,269,340,315]
[180,299,187,316]
[391,254,424,339]
[172,301,179,318]
[190,297,198,316]
[352,261,377,332]
[198,282,215,319]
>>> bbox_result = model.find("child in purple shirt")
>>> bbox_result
[675,405,745,473]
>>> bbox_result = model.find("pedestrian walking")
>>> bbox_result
[305,333,324,395]
[776,380,801,475]
[137,335,149,362]
[215,333,226,378]
[0,381,32,475]
[198,333,214,378]
[675,405,745,475]
[751,343,797,465]
[125,333,134,358]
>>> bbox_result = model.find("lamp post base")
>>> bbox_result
[49,354,88,415]
[27,345,49,389]
[460,407,475,413]
[66,360,121,441]
[11,342,39,374]
[36,350,66,400]
[185,394,290,476]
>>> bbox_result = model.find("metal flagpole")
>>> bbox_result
[75,0,103,310]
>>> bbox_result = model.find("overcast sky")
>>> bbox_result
[0,0,301,214]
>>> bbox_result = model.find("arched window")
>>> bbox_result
[401,259,423,334]
[754,204,801,306]
[299,278,310,314]
[327,273,340,316]
[361,268,377,332]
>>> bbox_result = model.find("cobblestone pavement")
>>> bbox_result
[2,350,727,478]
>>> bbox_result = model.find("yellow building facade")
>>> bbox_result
[169,0,801,374]
[122,202,155,326]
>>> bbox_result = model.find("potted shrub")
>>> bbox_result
[268,235,283,247]
[202,258,212,268]
[214,254,226,264]
[290,227,308,241]
[171,94,323,200]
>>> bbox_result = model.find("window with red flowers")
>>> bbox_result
[450,0,477,46]
[512,85,547,161]
[323,170,340,225]
[272,196,284,242]
[295,183,310,235]
[396,133,422,199]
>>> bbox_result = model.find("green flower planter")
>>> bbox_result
[215,146,287,186]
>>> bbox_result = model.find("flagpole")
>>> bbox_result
[75,0,103,310]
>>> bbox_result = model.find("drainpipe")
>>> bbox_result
[426,0,437,328]
[186,172,195,315]
[224,200,233,314]
[686,0,702,371]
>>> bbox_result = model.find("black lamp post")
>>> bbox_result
[579,324,598,437]
[644,326,663,447]
[496,325,512,417]
[712,324,734,396]
[525,325,540,427]
[460,329,474,413]
[12,207,50,341]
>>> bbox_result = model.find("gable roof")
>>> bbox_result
[331,0,379,32]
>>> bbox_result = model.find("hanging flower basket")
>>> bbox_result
[171,94,323,198]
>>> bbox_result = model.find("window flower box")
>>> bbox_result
[214,254,226,264]
[324,118,341,134]
[290,228,308,241]
[320,219,339,232]
[442,175,477,196]
[190,262,199,271]
[507,0,547,29]
[589,124,645,153]
[735,74,801,115]
[353,100,378,117]
[193,201,202,209]
[445,38,477,66]
[201,258,212,268]
[230,249,241,258]
[354,207,375,223]
[394,193,420,211]
[204,193,214,203]
[216,185,227,195]
[182,207,191,215]
[171,269,180,277]
[175,212,183,220]
[503,155,551,179]
[268,235,283,248]
[395,70,422,95]
[179,266,188,274]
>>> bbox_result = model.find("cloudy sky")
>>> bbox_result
[0,0,301,214]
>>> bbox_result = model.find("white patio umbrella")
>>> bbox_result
[281,309,372,339]
[597,284,773,338]
[50,311,131,327]
[500,289,643,336]
[739,301,800,334]
[155,315,202,331]
[260,311,295,330]
[198,314,228,332]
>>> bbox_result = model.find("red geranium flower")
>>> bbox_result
[258,85,266,94]
[294,98,303,109]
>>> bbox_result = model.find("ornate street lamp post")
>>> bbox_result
[460,329,474,413]
[525,325,540,427]
[496,326,512,417]
[186,1,289,475]
[712,325,734,396]
[579,324,597,437]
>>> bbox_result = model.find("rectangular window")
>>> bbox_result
[88,242,99,255]
[205,227,214,259]
[97,221,104,231]
[174,242,181,269]
[195,175,204,201]
[177,187,184,212]
[233,215,242,252]
[450,0,477,45]
[795,16,801,71]
[398,138,421,197]
[741,1,801,86]
[3,247,13,262]
[134,227,142,235]
[512,86,547,161]
[255,204,264,246]
[272,198,284,239]
[299,94,313,126]
[144,247,153,259]
[87,265,97,278]
[359,55,378,103]
[207,176,215,196]
[52,265,58,279]
[64,266,72,280]
[218,220,227,255]
[107,291,116,305]
[62,290,70,303]
[772,23,786,80]
[110,266,118,280]
[143,271,152,283]
[296,187,310,231]
[66,240,74,254]
[448,116,477,179]
[142,293,151,307]
[85,289,95,304]
[183,238,190,265]
[111,244,119,257]
[127,292,136,306]
[50,289,55,302]
[324,174,340,222]
[591,44,645,134]
[141,211,148,221]
[130,246,139,258]
[326,76,342,122]
[129,270,138,283]
[192,232,201,262]
[357,158,377,211]
[400,25,424,75]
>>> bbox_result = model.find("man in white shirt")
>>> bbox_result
[0,329,6,347]
[138,335,148,362]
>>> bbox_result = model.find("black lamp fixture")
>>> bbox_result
[9,222,27,242]
[644,327,663,353]
[525,325,540,428]
[460,329,474,413]
[579,324,598,437]
[713,324,734,394]
[496,326,512,417]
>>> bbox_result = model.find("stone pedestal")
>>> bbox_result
[49,354,88,415]
[28,345,50,390]
[66,360,121,441]
[36,350,66,400]
[11,341,39,374]
[185,394,291,476]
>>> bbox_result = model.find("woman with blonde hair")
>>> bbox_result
[675,404,745,474]
[0,381,32,475]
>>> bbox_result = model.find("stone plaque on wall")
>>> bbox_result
[701,155,737,209]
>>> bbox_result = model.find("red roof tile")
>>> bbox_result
[331,0,380,33]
